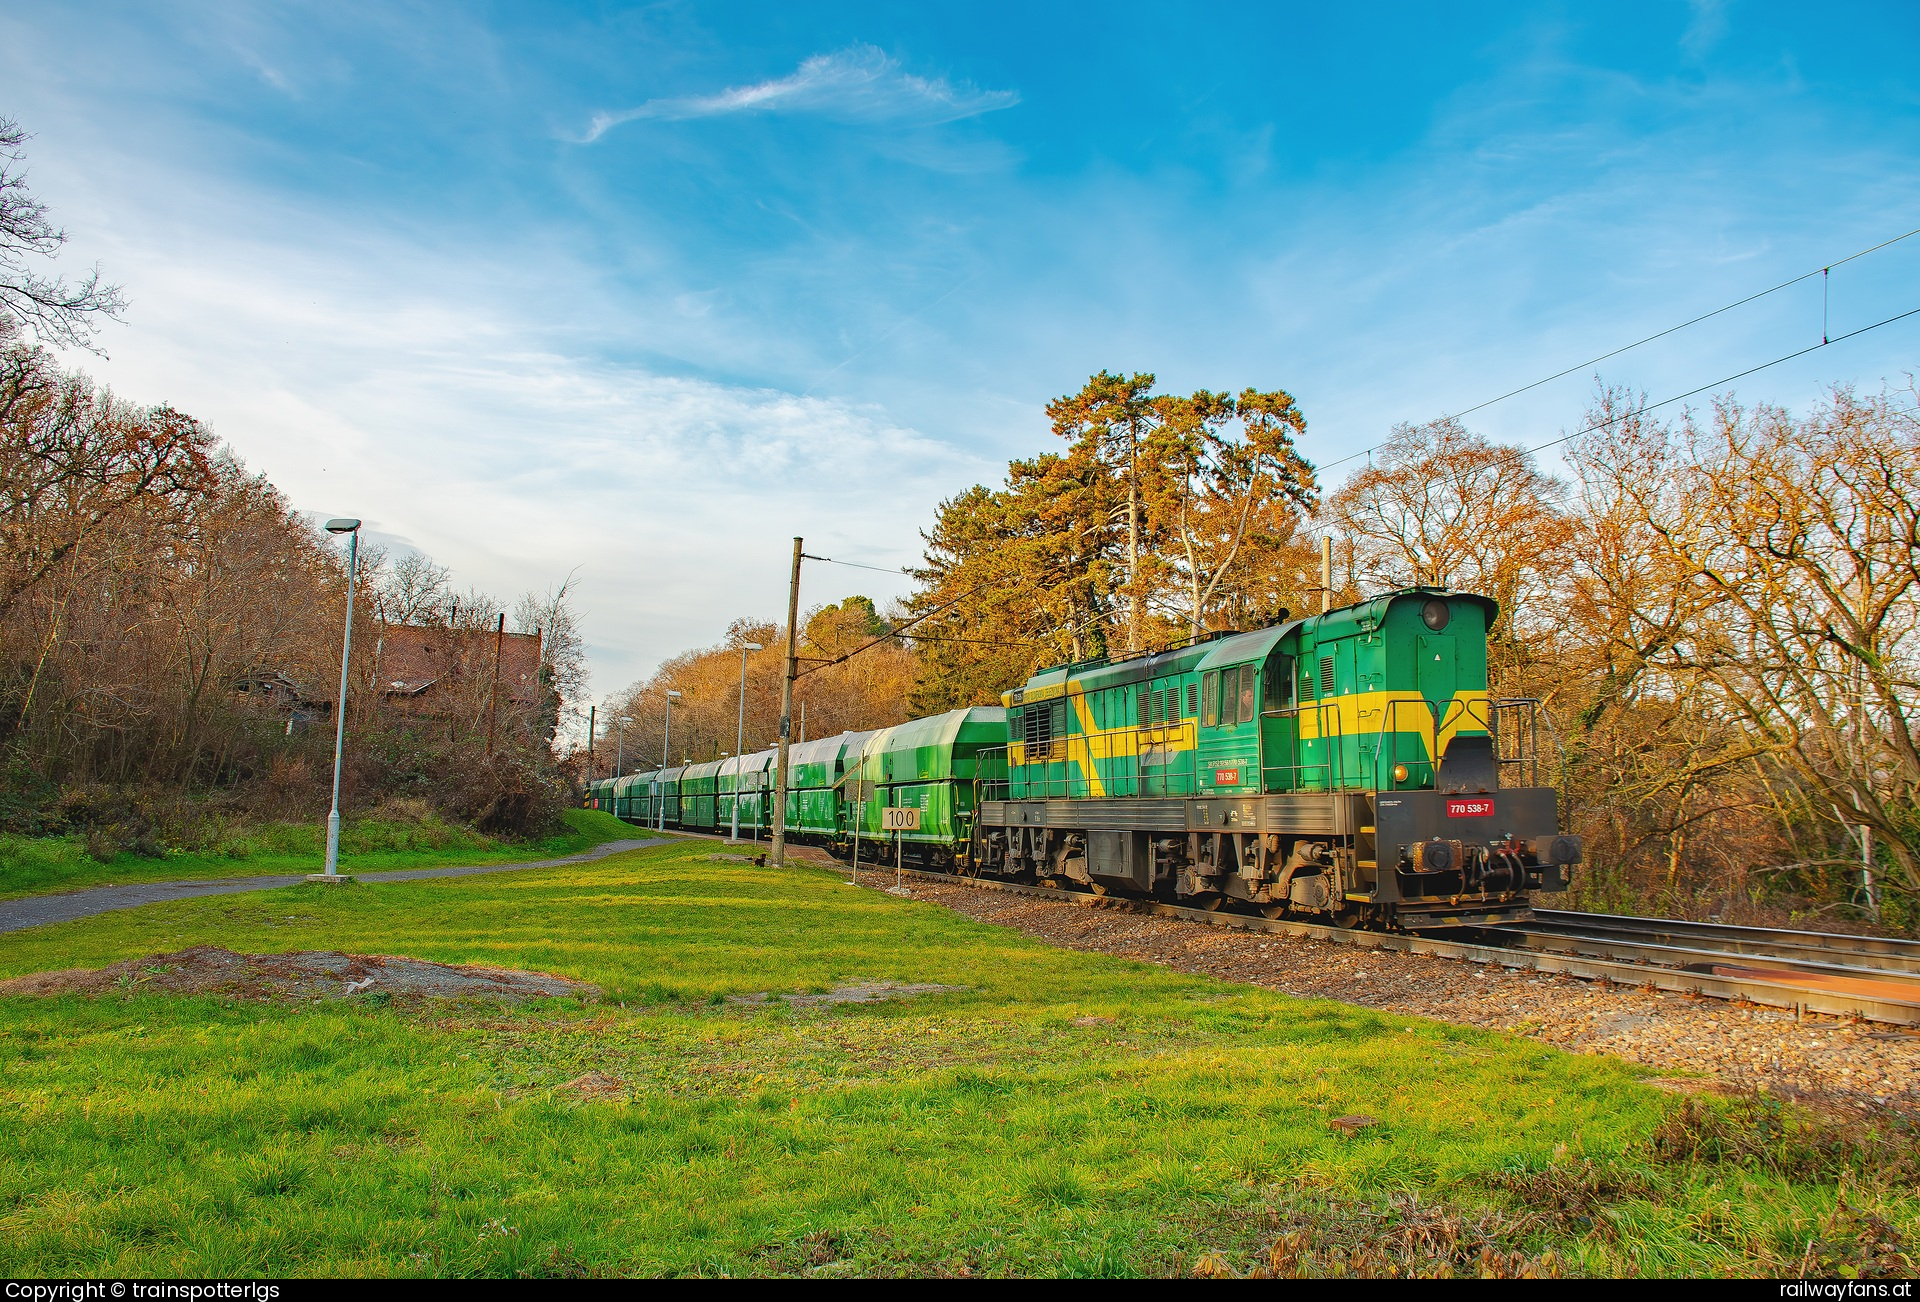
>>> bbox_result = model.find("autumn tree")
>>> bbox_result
[1151,386,1316,636]
[1615,388,1920,898]
[1324,416,1571,690]
[0,326,218,620]
[604,600,915,769]
[1047,371,1161,653]
[905,440,1121,712]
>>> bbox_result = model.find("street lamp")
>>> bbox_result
[616,716,632,777]
[729,642,763,843]
[315,517,360,882]
[658,689,681,832]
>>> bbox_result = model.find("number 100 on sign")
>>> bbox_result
[882,808,921,831]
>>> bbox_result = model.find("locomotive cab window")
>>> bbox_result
[1202,671,1220,726]
[1263,656,1294,712]
[1237,664,1258,724]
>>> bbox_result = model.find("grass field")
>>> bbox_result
[1,837,1913,1277]
[0,807,642,901]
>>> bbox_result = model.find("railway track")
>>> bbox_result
[858,860,1920,1027]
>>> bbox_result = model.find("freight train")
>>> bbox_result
[587,586,1580,929]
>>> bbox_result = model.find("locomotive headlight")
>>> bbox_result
[1421,599,1451,631]
[1392,763,1409,782]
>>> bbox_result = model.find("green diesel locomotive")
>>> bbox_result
[969,587,1579,927]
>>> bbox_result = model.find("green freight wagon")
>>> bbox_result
[716,754,746,834]
[974,588,1580,928]
[717,750,775,837]
[784,731,874,843]
[681,760,722,831]
[628,769,658,826]
[846,707,1008,868]
[652,764,688,829]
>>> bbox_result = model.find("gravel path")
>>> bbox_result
[0,838,662,935]
[886,875,1920,1121]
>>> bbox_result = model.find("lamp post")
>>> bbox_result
[658,689,681,832]
[729,642,763,842]
[616,716,632,777]
[315,517,361,882]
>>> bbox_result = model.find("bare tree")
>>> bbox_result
[514,572,588,703]
[0,119,126,352]
[374,551,453,625]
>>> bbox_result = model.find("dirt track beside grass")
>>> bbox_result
[0,945,598,1003]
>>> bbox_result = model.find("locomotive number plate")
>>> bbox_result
[1213,768,1241,785]
[882,808,922,831]
[1446,797,1495,818]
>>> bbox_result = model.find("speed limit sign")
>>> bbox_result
[881,807,921,831]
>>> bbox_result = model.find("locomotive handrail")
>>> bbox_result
[1373,697,1436,792]
[1259,700,1346,793]
[1491,697,1539,789]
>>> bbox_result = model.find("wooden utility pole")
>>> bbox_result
[770,537,803,869]
[485,612,505,753]
[1320,536,1334,614]
[586,705,596,781]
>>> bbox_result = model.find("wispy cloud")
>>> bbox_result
[1680,0,1731,59]
[578,44,1018,143]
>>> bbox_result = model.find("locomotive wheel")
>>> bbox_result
[1259,903,1288,919]
[1195,894,1226,912]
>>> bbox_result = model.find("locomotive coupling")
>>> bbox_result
[1528,834,1584,865]
[1408,839,1462,873]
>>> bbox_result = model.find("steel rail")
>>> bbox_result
[1535,909,1920,967]
[875,865,1920,1027]
[1468,926,1920,993]
[1510,921,1920,979]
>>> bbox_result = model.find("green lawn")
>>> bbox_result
[0,808,643,901]
[0,839,1911,1277]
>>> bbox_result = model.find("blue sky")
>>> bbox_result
[5,1,1918,715]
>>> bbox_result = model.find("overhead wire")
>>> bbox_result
[1316,225,1920,475]
[1498,302,1920,464]
[801,552,909,576]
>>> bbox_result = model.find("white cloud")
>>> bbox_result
[45,193,987,708]
[579,44,1018,143]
